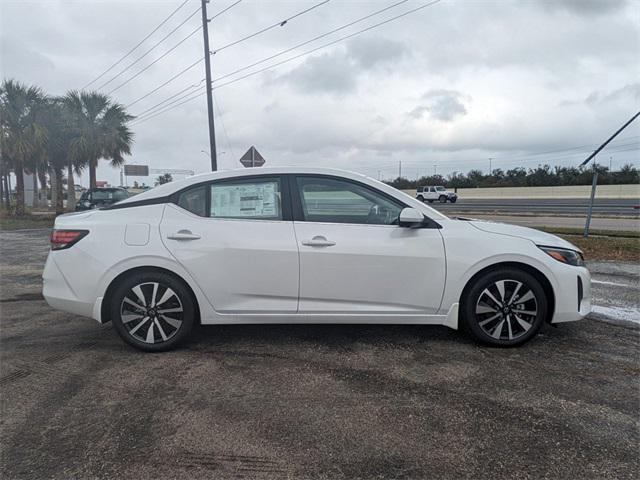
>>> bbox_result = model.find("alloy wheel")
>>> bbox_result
[120,282,184,344]
[475,279,538,341]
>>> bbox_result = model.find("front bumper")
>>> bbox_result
[550,265,591,323]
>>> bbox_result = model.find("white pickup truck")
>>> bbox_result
[416,186,458,203]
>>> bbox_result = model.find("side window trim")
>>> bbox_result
[289,174,408,224]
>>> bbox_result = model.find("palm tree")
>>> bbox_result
[63,91,133,190]
[39,98,70,214]
[0,79,48,216]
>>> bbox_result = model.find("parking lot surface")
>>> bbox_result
[1,228,638,479]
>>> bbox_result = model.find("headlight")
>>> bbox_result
[539,246,585,266]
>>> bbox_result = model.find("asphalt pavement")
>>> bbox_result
[1,228,639,479]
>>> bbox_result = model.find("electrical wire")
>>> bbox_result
[124,1,243,109]
[107,24,203,95]
[81,0,190,90]
[96,5,202,91]
[126,0,328,110]
[210,0,442,89]
[133,80,205,117]
[212,0,411,85]
[131,0,443,125]
[126,58,205,109]
[212,0,332,55]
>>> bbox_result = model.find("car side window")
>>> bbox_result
[210,178,282,220]
[295,176,403,225]
[177,186,207,217]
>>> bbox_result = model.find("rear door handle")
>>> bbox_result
[167,229,201,241]
[302,235,336,247]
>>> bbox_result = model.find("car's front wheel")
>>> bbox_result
[462,268,547,347]
[111,272,195,352]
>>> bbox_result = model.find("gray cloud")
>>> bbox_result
[409,90,469,122]
[545,0,628,16]
[277,51,357,94]
[560,83,640,107]
[276,36,407,94]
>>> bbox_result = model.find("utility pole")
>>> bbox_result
[609,156,612,172]
[201,0,217,171]
[489,157,493,174]
[433,164,437,176]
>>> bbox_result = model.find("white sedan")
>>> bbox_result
[43,167,591,351]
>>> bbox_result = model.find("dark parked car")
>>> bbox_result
[75,187,129,211]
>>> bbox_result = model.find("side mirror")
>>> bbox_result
[398,207,425,228]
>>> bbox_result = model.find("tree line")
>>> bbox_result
[0,79,133,216]
[386,163,639,191]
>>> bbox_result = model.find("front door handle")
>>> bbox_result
[167,229,201,241]
[302,235,336,247]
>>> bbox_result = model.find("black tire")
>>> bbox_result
[111,271,195,352]
[439,195,447,203]
[461,268,547,347]
[449,197,457,204]
[417,195,424,202]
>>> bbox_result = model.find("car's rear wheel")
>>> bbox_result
[417,195,424,202]
[462,268,547,347]
[111,272,195,352]
[439,195,447,203]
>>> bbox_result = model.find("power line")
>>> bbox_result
[107,24,203,95]
[130,87,207,125]
[126,0,327,111]
[210,0,443,89]
[133,80,205,117]
[96,5,202,91]
[125,1,243,110]
[126,58,205,109]
[132,0,443,124]
[212,0,332,55]
[211,0,411,85]
[81,0,190,90]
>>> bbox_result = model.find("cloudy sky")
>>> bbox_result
[2,0,639,186]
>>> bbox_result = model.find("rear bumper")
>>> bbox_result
[42,253,96,319]
[550,265,591,323]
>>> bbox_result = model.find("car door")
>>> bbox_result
[160,175,299,314]
[291,175,446,315]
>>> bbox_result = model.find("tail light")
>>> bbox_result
[50,229,89,250]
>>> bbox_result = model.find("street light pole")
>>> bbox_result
[201,0,217,171]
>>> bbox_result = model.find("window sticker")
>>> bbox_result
[211,181,279,218]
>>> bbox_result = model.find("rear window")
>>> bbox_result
[177,186,207,217]
[92,189,128,201]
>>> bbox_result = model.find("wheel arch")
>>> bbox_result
[100,266,201,324]
[459,261,555,324]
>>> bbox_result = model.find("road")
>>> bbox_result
[0,229,638,479]
[430,198,639,217]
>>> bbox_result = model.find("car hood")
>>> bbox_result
[468,219,581,252]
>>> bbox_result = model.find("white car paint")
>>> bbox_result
[42,166,590,336]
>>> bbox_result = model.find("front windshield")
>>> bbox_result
[435,186,445,191]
